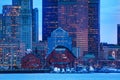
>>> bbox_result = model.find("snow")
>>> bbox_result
[0,73,119,80]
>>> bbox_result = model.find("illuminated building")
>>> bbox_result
[12,0,33,49]
[0,43,25,70]
[2,5,21,42]
[32,8,39,43]
[0,14,2,39]
[117,24,120,45]
[42,0,58,41]
[88,0,100,59]
[43,0,89,57]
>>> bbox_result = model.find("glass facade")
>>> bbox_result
[88,0,100,59]
[117,24,120,45]
[42,0,58,41]
[0,14,2,39]
[48,27,72,55]
[42,0,100,58]
[43,0,88,56]
[2,5,21,42]
[58,0,88,56]
[32,8,39,43]
[12,0,33,49]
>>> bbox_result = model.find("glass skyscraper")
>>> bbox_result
[0,14,2,39]
[42,0,58,41]
[2,5,21,42]
[12,0,33,49]
[42,0,100,58]
[32,8,39,43]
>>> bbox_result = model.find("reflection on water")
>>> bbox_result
[0,73,119,80]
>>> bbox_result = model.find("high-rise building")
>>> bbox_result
[42,0,58,41]
[0,14,2,39]
[88,0,100,59]
[43,0,89,56]
[32,8,39,43]
[12,0,33,49]
[42,0,100,58]
[117,24,120,45]
[2,5,21,42]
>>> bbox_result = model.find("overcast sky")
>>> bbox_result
[0,0,120,44]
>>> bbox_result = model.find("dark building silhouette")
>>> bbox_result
[117,24,120,45]
[88,0,100,59]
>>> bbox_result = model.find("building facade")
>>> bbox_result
[48,27,72,55]
[2,5,21,43]
[12,0,33,49]
[88,0,100,59]
[117,24,120,45]
[0,42,25,70]
[32,8,39,43]
[0,14,2,39]
[42,0,100,58]
[42,0,58,41]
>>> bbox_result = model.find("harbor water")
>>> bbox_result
[0,73,119,80]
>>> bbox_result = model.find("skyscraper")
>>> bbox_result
[2,5,21,42]
[43,0,88,56]
[0,14,2,39]
[32,8,39,43]
[42,0,100,58]
[12,0,33,49]
[42,0,58,41]
[117,24,120,45]
[88,0,100,59]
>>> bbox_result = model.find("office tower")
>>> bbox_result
[12,0,33,49]
[42,0,88,56]
[32,8,39,43]
[42,0,58,41]
[88,0,100,59]
[42,0,100,58]
[117,24,120,45]
[0,14,2,39]
[2,5,21,42]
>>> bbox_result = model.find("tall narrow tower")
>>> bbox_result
[12,0,33,49]
[88,0,100,59]
[117,24,120,45]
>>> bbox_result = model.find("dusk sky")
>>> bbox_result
[0,0,119,44]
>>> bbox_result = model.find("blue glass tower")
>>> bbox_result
[32,8,39,43]
[0,14,2,39]
[12,0,33,49]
